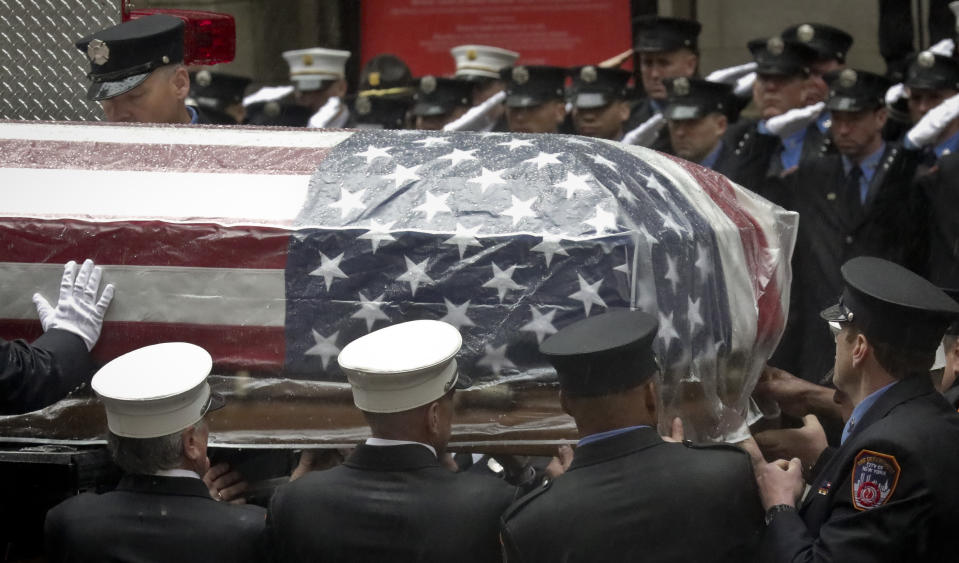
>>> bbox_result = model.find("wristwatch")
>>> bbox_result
[764,504,797,525]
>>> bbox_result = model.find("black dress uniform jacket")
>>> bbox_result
[44,474,266,563]
[772,145,923,381]
[625,97,672,153]
[264,443,516,563]
[500,427,763,563]
[761,374,959,562]
[0,329,92,415]
[916,152,959,287]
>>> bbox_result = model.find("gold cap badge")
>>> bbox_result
[368,71,381,87]
[467,49,477,61]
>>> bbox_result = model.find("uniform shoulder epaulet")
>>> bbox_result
[682,439,749,456]
[500,477,553,522]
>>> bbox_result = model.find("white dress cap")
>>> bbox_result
[92,342,214,438]
[338,320,464,413]
[451,45,520,80]
[282,48,351,91]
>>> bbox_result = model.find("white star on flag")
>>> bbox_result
[477,343,516,374]
[440,298,475,329]
[657,209,685,234]
[467,167,508,194]
[305,329,340,369]
[688,296,705,332]
[309,252,348,291]
[523,151,562,169]
[383,163,421,187]
[438,148,478,167]
[413,137,450,148]
[613,179,637,203]
[329,187,367,218]
[569,274,607,316]
[646,174,670,199]
[530,232,568,267]
[413,191,452,221]
[520,306,559,344]
[357,219,396,254]
[498,138,535,151]
[351,292,390,332]
[443,223,483,259]
[501,195,537,226]
[482,262,526,302]
[589,153,619,171]
[695,243,713,280]
[658,311,680,349]
[664,255,681,293]
[355,145,393,165]
[557,171,592,199]
[583,204,618,234]
[637,225,658,247]
[397,255,433,296]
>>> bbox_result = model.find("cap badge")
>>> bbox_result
[674,77,690,96]
[302,54,314,66]
[86,39,109,66]
[918,51,936,68]
[443,375,455,393]
[421,75,437,94]
[512,66,529,85]
[265,101,281,118]
[580,65,598,83]
[839,69,858,88]
[797,24,815,43]
[195,70,212,88]
[466,48,477,61]
[767,36,785,56]
[356,96,372,115]
[368,71,381,87]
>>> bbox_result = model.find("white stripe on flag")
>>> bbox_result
[0,168,310,226]
[0,263,286,327]
[0,121,353,149]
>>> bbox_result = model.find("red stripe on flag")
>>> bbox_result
[0,139,327,176]
[0,219,292,269]
[0,320,286,374]
[668,157,787,348]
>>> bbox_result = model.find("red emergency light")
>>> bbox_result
[120,1,235,65]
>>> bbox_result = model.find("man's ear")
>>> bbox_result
[852,332,870,367]
[172,66,191,101]
[426,401,441,436]
[181,425,202,462]
[553,100,567,124]
[615,100,630,122]
[715,113,729,136]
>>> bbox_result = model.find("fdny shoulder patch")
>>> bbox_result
[851,449,900,511]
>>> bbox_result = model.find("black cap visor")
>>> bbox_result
[412,102,453,117]
[826,96,875,113]
[86,71,151,101]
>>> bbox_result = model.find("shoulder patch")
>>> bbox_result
[851,449,900,511]
[500,478,552,522]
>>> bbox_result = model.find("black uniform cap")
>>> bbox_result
[539,310,660,398]
[353,95,412,129]
[821,257,959,354]
[782,23,854,63]
[904,51,959,91]
[244,101,312,127]
[189,71,251,110]
[568,66,631,109]
[663,77,736,120]
[500,65,567,108]
[75,14,185,102]
[632,16,701,53]
[412,76,473,117]
[748,36,818,77]
[360,54,415,96]
[824,68,892,112]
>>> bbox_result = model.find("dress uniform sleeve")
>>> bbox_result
[0,329,93,415]
[760,444,933,563]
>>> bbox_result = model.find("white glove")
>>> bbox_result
[705,62,758,84]
[885,83,905,107]
[929,38,956,57]
[443,90,506,132]
[242,85,294,107]
[906,92,959,147]
[765,102,825,138]
[308,96,347,129]
[734,72,756,98]
[621,113,666,146]
[33,259,115,351]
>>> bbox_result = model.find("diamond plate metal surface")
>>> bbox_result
[0,0,118,121]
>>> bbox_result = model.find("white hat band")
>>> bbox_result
[349,360,458,414]
[102,382,210,439]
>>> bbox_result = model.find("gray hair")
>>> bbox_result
[107,430,185,475]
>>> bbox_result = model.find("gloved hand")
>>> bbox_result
[906,91,959,148]
[885,83,905,107]
[929,37,956,57]
[443,90,506,132]
[705,61,758,84]
[734,72,756,98]
[621,113,666,146]
[308,96,346,129]
[765,102,825,138]
[33,259,115,351]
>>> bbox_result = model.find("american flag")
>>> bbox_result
[0,121,796,438]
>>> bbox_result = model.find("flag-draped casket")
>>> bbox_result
[0,121,797,445]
